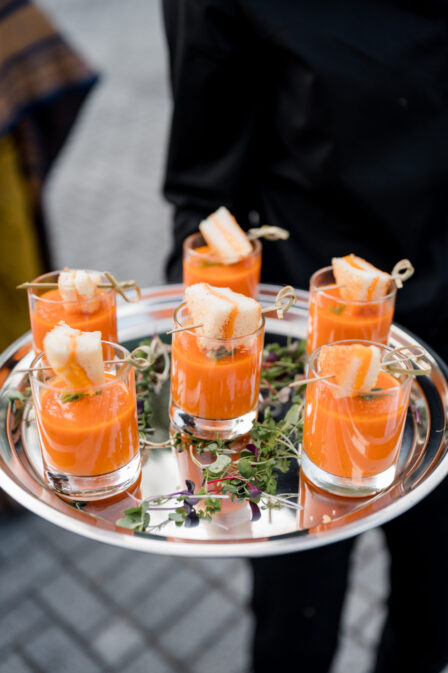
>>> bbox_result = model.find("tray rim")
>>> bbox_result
[0,282,447,557]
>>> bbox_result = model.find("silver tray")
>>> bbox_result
[0,283,447,557]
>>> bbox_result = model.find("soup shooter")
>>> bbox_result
[183,207,262,298]
[302,342,413,496]
[26,269,118,352]
[30,323,140,500]
[306,254,413,355]
[170,282,265,440]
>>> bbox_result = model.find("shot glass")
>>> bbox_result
[183,232,262,298]
[30,342,141,500]
[306,266,396,355]
[28,270,118,352]
[302,340,412,497]
[169,303,265,440]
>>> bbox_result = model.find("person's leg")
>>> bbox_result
[250,537,355,673]
[374,479,448,673]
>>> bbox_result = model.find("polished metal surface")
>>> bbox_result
[0,284,447,557]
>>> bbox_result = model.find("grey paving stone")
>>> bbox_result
[160,588,240,662]
[0,516,34,562]
[0,598,47,652]
[0,652,34,673]
[24,626,102,673]
[70,541,133,582]
[131,563,205,632]
[187,558,239,581]
[330,635,372,673]
[357,604,387,649]
[223,562,252,605]
[355,529,385,563]
[92,617,145,666]
[30,516,90,555]
[0,545,59,608]
[103,551,177,607]
[339,584,372,637]
[37,573,109,637]
[195,613,253,673]
[354,548,390,600]
[122,648,177,673]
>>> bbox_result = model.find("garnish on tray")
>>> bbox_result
[260,337,307,408]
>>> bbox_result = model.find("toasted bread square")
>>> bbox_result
[185,283,261,339]
[199,207,252,265]
[332,254,390,302]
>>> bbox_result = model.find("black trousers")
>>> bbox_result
[250,478,448,673]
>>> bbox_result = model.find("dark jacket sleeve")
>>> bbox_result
[162,0,257,281]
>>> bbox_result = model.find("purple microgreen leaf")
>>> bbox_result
[185,479,195,493]
[265,352,280,363]
[245,443,258,461]
[185,510,200,528]
[249,501,261,522]
[249,485,262,499]
[137,399,144,415]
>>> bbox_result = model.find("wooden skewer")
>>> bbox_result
[166,323,204,335]
[318,283,346,291]
[247,225,290,241]
[12,360,123,375]
[289,374,335,388]
[16,273,142,304]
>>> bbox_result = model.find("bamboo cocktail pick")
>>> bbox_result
[17,271,142,303]
[289,345,431,389]
[318,259,415,293]
[167,285,297,335]
[247,225,290,241]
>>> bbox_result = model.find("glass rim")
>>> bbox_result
[309,339,414,393]
[183,232,262,263]
[29,340,132,392]
[173,302,265,341]
[310,266,397,304]
[28,270,114,303]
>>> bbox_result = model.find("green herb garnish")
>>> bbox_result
[260,338,306,407]
[198,260,221,268]
[60,392,88,403]
[59,390,102,403]
[357,387,388,401]
[207,346,234,361]
[328,304,345,315]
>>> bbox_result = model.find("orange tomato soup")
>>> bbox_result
[307,287,395,355]
[30,289,117,352]
[171,331,263,420]
[303,371,410,479]
[183,245,261,298]
[37,374,139,476]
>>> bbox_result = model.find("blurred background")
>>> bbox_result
[0,1,393,672]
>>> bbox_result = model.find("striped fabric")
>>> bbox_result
[0,0,98,184]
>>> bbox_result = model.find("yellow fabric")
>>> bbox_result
[0,134,44,351]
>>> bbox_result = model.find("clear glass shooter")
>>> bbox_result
[169,303,265,440]
[302,340,413,497]
[306,266,397,355]
[28,270,118,352]
[30,341,141,500]
[183,232,262,298]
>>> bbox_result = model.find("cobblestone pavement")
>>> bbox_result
[0,511,389,673]
[0,0,391,671]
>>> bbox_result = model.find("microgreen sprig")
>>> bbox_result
[116,481,222,533]
[260,338,306,408]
